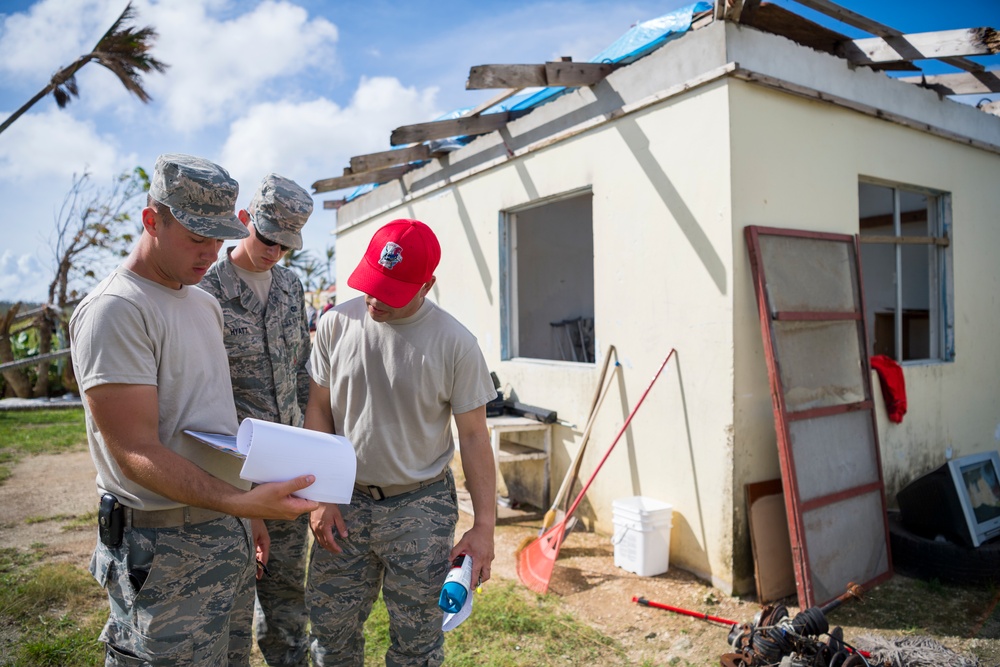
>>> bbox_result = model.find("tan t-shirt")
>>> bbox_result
[232,262,272,306]
[70,267,247,510]
[310,296,495,487]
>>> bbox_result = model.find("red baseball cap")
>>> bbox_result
[347,219,441,308]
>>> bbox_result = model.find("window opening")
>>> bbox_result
[858,180,953,362]
[501,191,594,362]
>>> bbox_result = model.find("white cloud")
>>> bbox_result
[219,76,440,202]
[0,0,124,81]
[0,250,47,304]
[143,0,339,132]
[0,108,130,181]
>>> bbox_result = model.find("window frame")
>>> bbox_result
[499,186,595,363]
[858,176,954,364]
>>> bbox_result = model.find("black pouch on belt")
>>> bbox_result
[98,493,124,548]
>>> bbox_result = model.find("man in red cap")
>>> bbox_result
[305,218,497,666]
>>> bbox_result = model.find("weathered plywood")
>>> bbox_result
[746,479,797,603]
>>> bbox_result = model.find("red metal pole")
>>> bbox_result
[632,596,738,626]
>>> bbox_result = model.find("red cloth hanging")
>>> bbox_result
[870,355,907,424]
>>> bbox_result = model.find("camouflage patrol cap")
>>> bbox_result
[148,153,248,239]
[248,173,313,251]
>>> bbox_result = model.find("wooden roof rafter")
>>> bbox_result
[312,163,416,194]
[791,0,996,74]
[896,69,1000,96]
[466,59,619,90]
[316,1,998,199]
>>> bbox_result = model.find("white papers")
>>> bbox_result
[185,431,242,457]
[442,593,473,631]
[184,418,357,504]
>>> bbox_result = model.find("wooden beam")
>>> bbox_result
[793,0,895,37]
[859,209,926,229]
[723,0,761,23]
[859,235,949,247]
[349,144,432,174]
[390,111,526,146]
[896,69,1000,96]
[467,64,545,89]
[737,0,761,24]
[545,61,616,87]
[322,199,345,210]
[691,9,716,30]
[982,100,1000,117]
[793,0,989,73]
[743,3,917,71]
[466,62,616,90]
[715,0,726,21]
[838,28,1000,66]
[312,164,414,194]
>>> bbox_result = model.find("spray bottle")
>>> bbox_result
[438,552,473,614]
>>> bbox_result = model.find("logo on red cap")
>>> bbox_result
[378,242,403,270]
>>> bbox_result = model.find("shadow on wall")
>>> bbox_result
[665,508,713,583]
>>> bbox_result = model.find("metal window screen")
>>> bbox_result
[746,226,893,609]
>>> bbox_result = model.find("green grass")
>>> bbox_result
[360,581,623,667]
[1,553,624,667]
[0,408,87,483]
[0,549,106,666]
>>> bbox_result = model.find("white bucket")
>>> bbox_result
[611,496,673,577]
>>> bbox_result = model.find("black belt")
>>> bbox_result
[354,470,449,501]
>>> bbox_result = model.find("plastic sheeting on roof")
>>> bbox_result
[510,1,712,112]
[346,1,711,202]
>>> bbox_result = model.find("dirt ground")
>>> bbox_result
[2,451,996,666]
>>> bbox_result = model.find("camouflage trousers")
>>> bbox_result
[89,514,256,666]
[307,472,458,667]
[254,513,310,666]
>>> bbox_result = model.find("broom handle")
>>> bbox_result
[563,349,676,521]
[552,356,619,514]
[586,345,617,418]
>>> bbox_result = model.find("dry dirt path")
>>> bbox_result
[3,452,995,666]
[0,451,744,664]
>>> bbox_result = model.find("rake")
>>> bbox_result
[516,348,676,594]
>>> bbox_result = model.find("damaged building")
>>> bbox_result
[313,0,1000,606]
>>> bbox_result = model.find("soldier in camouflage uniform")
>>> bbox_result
[306,219,497,667]
[200,173,314,667]
[70,154,318,666]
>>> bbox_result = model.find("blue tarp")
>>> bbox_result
[509,1,712,112]
[346,1,712,202]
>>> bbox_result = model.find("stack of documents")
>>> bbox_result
[185,419,357,504]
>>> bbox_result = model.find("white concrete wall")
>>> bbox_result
[729,80,1000,554]
[335,81,741,591]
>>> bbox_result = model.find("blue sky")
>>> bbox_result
[1,0,998,303]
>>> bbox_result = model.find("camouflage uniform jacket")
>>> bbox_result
[201,249,311,427]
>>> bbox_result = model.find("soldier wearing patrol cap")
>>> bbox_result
[70,154,319,666]
[201,172,314,667]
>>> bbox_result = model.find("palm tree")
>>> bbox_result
[0,2,167,137]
